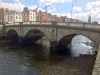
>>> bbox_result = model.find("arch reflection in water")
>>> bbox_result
[71,35,96,57]
[23,29,44,45]
[7,29,18,43]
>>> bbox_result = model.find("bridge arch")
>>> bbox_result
[23,29,49,45]
[7,29,19,42]
[57,34,96,55]
[56,34,77,55]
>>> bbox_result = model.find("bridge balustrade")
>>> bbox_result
[93,24,100,29]
[23,22,30,25]
[20,21,52,25]
[40,22,51,25]
[69,23,83,27]
[6,23,14,26]
[31,21,40,24]
[57,22,67,26]
[3,21,100,31]
[83,24,100,29]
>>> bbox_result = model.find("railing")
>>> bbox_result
[22,21,52,25]
[4,21,100,30]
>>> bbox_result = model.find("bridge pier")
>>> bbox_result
[50,41,58,53]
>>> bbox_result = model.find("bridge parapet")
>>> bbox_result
[22,21,52,25]
[4,21,100,29]
[1,21,100,47]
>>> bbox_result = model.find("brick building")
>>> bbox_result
[22,7,29,22]
[36,10,48,22]
[0,8,7,24]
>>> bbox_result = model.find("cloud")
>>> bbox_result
[86,1,100,16]
[1,0,100,23]
[0,2,25,11]
[52,12,89,22]
[28,5,38,10]
[86,1,100,11]
[73,6,82,12]
[0,1,38,11]
[0,0,3,2]
[48,7,56,13]
[85,1,100,22]
[14,0,21,2]
[40,0,72,5]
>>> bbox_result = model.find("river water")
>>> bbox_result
[0,43,96,75]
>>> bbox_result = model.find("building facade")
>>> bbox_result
[36,10,48,22]
[4,10,15,24]
[4,9,22,24]
[29,10,36,22]
[14,11,22,23]
[0,7,82,24]
[22,7,37,22]
[22,7,29,22]
[0,8,7,24]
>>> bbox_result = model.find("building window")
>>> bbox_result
[8,16,9,20]
[16,16,18,19]
[11,16,12,19]
[19,17,21,19]
[31,16,32,19]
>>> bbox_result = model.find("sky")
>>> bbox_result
[0,0,100,23]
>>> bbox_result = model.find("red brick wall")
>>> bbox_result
[0,8,5,23]
[22,12,29,22]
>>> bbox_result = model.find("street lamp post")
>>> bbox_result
[70,0,75,23]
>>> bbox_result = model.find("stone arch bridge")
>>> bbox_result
[0,21,100,75]
[1,22,100,48]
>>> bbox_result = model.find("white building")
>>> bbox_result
[14,11,22,23]
[29,10,37,22]
[4,10,22,24]
[22,7,37,22]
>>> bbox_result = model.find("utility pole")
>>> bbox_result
[70,0,75,23]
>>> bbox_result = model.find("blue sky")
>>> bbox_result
[2,0,88,13]
[0,0,100,23]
